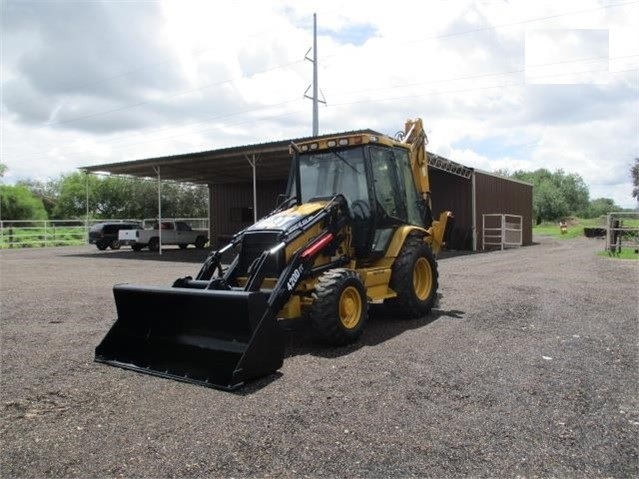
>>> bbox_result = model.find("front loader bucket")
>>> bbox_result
[95,284,285,391]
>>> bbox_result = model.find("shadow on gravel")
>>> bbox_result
[64,248,213,264]
[282,303,466,361]
[437,249,477,260]
[233,305,466,395]
[232,372,284,395]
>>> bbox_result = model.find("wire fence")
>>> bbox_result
[0,218,209,249]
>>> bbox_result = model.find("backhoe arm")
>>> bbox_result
[402,118,452,254]
[402,118,431,208]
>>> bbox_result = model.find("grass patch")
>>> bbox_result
[533,217,602,239]
[597,247,639,260]
[0,226,86,249]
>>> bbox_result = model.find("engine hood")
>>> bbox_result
[246,202,326,234]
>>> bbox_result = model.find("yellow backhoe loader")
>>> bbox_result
[95,118,451,390]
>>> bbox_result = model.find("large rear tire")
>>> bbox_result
[109,239,121,250]
[96,241,108,251]
[385,232,438,318]
[310,269,368,346]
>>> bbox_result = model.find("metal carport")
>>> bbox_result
[81,131,377,246]
[82,132,532,251]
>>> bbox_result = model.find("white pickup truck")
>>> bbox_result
[119,220,208,251]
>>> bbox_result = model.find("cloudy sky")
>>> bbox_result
[1,0,638,206]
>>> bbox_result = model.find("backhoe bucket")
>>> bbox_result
[95,284,285,391]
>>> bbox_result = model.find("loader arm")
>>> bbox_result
[95,195,352,391]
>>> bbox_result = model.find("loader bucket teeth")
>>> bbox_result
[94,284,285,391]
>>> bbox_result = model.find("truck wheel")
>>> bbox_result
[179,244,188,250]
[109,239,121,250]
[148,237,160,252]
[385,232,439,318]
[311,269,368,346]
[132,244,143,252]
[96,241,108,251]
[194,236,207,249]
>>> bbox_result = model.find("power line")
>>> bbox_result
[109,108,309,159]
[43,59,305,127]
[94,101,308,153]
[21,1,638,129]
[6,65,634,166]
[4,61,636,165]
[326,54,637,100]
[57,54,639,152]
[111,55,637,150]
[95,99,303,146]
[318,0,638,68]
[7,28,290,109]
[327,68,637,109]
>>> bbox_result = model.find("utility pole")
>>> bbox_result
[304,13,325,136]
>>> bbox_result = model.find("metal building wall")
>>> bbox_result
[208,180,288,246]
[206,168,532,252]
[474,172,533,250]
[428,168,473,250]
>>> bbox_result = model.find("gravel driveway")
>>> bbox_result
[1,236,637,478]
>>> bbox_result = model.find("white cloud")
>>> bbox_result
[525,29,609,84]
[1,0,638,207]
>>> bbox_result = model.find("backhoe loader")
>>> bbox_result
[95,118,451,390]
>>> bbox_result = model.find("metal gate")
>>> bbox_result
[482,214,523,250]
[605,212,639,255]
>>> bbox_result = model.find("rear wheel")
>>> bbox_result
[195,236,207,249]
[310,269,368,345]
[148,237,160,252]
[385,232,438,318]
[109,239,121,250]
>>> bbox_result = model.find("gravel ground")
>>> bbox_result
[1,237,637,478]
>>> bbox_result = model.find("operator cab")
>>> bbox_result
[288,137,427,259]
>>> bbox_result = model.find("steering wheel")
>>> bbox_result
[350,199,371,219]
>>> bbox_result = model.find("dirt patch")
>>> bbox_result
[1,238,637,477]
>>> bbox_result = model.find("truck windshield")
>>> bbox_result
[296,147,369,205]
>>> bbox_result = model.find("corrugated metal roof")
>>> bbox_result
[81,129,380,184]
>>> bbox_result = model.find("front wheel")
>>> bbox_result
[194,236,207,249]
[96,241,108,251]
[310,269,368,346]
[385,232,439,318]
[109,239,121,250]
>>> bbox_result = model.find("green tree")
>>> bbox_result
[535,180,570,221]
[511,168,590,221]
[0,163,7,179]
[582,197,620,218]
[18,178,61,218]
[0,184,48,220]
[53,172,101,219]
[492,168,511,178]
[558,172,589,214]
[52,172,208,219]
